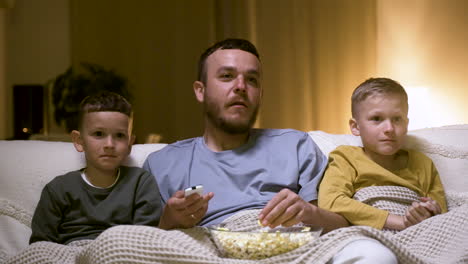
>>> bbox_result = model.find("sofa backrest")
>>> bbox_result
[309,125,468,193]
[0,140,167,216]
[2,125,467,220]
[1,125,468,261]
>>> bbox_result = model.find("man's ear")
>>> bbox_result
[193,81,205,103]
[349,118,360,136]
[71,130,84,152]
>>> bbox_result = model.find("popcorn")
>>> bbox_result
[210,226,319,260]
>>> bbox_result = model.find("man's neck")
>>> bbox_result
[203,127,250,152]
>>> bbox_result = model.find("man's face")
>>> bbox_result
[198,49,262,134]
[350,93,409,160]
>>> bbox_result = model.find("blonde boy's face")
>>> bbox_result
[350,93,409,160]
[71,111,134,174]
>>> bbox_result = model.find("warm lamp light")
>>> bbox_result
[406,86,460,130]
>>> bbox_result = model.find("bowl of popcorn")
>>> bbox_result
[207,223,322,260]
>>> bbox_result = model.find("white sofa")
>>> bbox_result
[1,125,468,262]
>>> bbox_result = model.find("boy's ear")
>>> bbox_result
[193,81,205,103]
[349,118,360,136]
[71,130,85,152]
[127,134,136,153]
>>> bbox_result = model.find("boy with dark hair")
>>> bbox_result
[79,40,399,264]
[319,77,447,231]
[29,91,163,244]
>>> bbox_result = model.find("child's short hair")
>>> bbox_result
[77,91,132,130]
[351,77,408,118]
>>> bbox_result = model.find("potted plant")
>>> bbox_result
[52,62,132,132]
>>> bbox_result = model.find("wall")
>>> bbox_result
[4,1,468,141]
[1,1,377,141]
[254,0,376,134]
[70,0,215,143]
[0,0,14,139]
[0,8,7,139]
[70,0,376,141]
[3,0,70,139]
[377,0,468,129]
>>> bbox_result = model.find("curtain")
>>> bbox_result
[71,0,377,142]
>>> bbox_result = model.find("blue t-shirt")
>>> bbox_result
[143,129,327,226]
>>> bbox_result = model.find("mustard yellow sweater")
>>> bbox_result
[318,145,447,229]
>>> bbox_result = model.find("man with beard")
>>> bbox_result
[81,39,397,264]
[144,38,348,232]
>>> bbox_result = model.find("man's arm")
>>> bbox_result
[305,200,349,233]
[257,133,348,233]
[258,189,348,233]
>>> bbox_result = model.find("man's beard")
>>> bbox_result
[204,99,259,135]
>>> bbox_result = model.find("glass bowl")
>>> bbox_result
[207,223,322,260]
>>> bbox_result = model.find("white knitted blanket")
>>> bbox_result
[6,187,468,264]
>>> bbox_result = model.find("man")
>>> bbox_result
[145,38,348,232]
[83,39,398,264]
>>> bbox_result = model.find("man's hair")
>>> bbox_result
[197,38,260,84]
[77,91,132,130]
[351,77,408,117]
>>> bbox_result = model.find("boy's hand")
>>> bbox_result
[403,201,434,228]
[258,188,312,228]
[158,190,214,230]
[419,197,442,216]
[385,198,442,231]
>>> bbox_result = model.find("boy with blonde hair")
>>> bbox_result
[319,77,447,231]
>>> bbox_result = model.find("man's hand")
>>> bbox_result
[258,189,312,228]
[158,190,214,230]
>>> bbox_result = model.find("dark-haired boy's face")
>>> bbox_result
[195,49,262,134]
[72,112,133,174]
